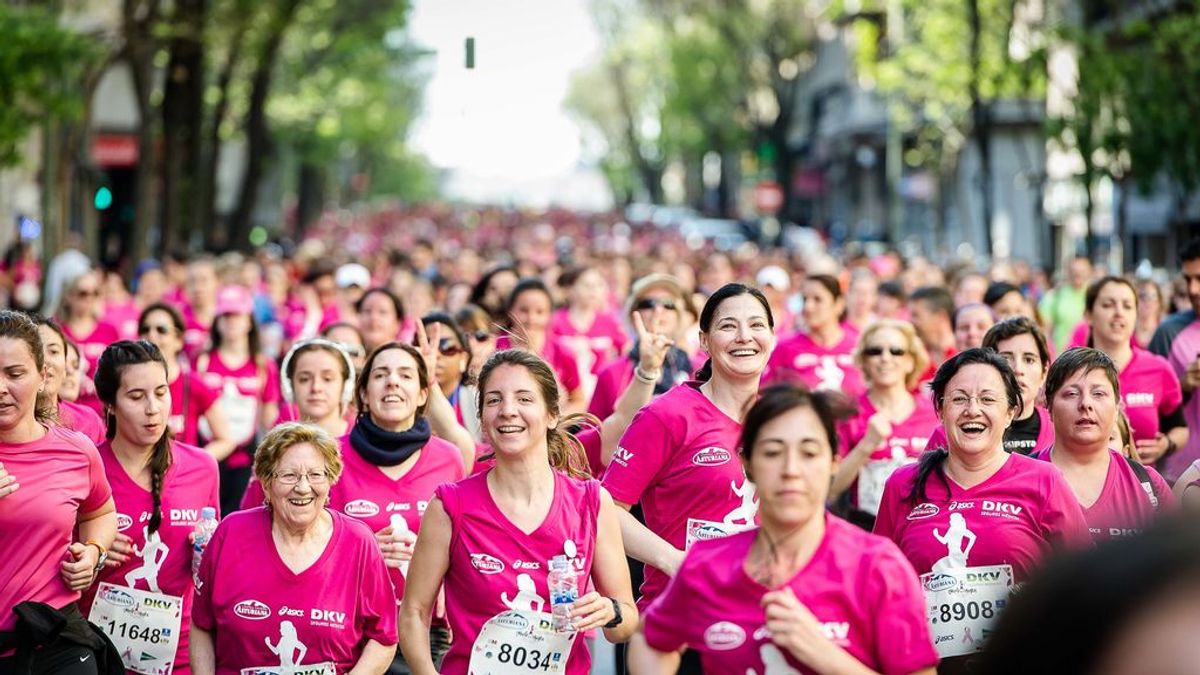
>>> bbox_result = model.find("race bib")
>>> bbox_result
[857,457,916,516]
[199,382,257,445]
[88,583,183,674]
[921,564,1014,658]
[240,664,336,675]
[469,609,575,674]
[685,518,756,549]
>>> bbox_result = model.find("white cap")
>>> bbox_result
[756,265,790,291]
[336,263,371,289]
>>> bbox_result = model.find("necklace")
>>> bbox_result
[749,524,808,588]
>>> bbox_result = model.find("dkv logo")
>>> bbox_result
[470,553,505,574]
[233,599,271,620]
[344,499,380,517]
[692,446,732,467]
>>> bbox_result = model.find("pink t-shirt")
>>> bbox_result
[168,372,220,447]
[0,426,111,631]
[328,434,464,605]
[602,382,756,607]
[587,357,635,424]
[495,337,582,395]
[79,441,220,674]
[839,393,940,513]
[437,470,600,675]
[643,517,939,675]
[550,308,629,376]
[191,507,398,674]
[181,308,211,363]
[764,329,866,398]
[927,406,1056,456]
[197,352,281,467]
[59,399,107,446]
[1031,448,1174,541]
[62,320,121,378]
[874,453,1090,582]
[104,300,142,341]
[1118,347,1183,444]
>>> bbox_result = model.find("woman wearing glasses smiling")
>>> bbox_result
[830,320,936,529]
[137,303,236,463]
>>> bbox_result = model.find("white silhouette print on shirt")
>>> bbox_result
[723,476,759,526]
[814,356,845,391]
[265,620,308,668]
[123,526,169,593]
[501,573,545,613]
[932,512,977,572]
[746,643,801,675]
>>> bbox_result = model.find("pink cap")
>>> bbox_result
[215,285,254,316]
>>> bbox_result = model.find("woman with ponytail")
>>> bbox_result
[78,340,219,674]
[400,349,637,675]
[874,348,1089,670]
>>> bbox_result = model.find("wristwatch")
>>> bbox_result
[603,598,622,629]
[85,540,108,575]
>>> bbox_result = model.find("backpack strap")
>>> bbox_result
[1124,455,1160,510]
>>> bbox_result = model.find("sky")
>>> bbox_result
[407,0,612,209]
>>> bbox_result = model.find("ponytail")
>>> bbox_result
[695,358,713,383]
[146,434,173,533]
[549,413,599,480]
[904,448,950,503]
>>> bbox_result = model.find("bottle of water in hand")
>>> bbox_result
[548,555,578,633]
[191,507,218,587]
[390,514,411,577]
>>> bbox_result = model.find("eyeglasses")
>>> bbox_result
[74,289,100,298]
[273,470,329,486]
[634,298,677,312]
[139,324,173,337]
[944,394,1005,410]
[863,346,907,358]
[438,339,465,357]
[469,330,493,342]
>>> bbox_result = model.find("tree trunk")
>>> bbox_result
[227,0,302,252]
[609,59,662,204]
[295,160,324,239]
[160,0,207,256]
[199,22,246,252]
[968,0,994,257]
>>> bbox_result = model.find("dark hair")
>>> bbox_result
[1085,276,1138,314]
[30,314,68,415]
[209,305,262,360]
[557,265,593,290]
[1044,347,1120,405]
[475,349,594,479]
[285,340,353,398]
[878,280,907,301]
[31,314,67,354]
[740,385,848,459]
[1180,238,1200,265]
[694,283,774,382]
[320,321,365,348]
[455,304,494,334]
[977,517,1200,675]
[138,302,185,337]
[355,342,429,421]
[804,274,843,301]
[907,348,1022,502]
[94,340,173,534]
[504,278,555,330]
[470,265,518,311]
[983,316,1051,368]
[0,311,53,424]
[421,311,474,386]
[983,281,1022,308]
[355,287,406,323]
[910,286,955,318]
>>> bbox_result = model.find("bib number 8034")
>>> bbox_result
[496,644,555,671]
[935,600,995,624]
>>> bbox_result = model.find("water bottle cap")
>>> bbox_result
[550,554,569,570]
[200,507,217,519]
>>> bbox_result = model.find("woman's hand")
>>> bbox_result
[762,587,840,671]
[375,526,417,568]
[414,320,442,386]
[0,462,18,499]
[1136,433,1171,464]
[862,412,894,450]
[61,542,99,591]
[568,592,616,632]
[106,533,135,568]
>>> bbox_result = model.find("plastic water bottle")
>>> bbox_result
[548,555,578,633]
[389,514,411,576]
[191,507,219,586]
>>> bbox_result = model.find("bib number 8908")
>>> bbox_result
[105,620,165,644]
[497,644,555,671]
[936,600,995,624]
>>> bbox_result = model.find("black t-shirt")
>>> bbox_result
[1004,411,1040,455]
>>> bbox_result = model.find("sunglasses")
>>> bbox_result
[139,324,174,337]
[438,339,465,357]
[468,330,493,342]
[863,346,907,358]
[634,298,678,312]
[74,289,101,298]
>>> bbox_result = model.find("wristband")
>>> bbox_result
[634,366,660,384]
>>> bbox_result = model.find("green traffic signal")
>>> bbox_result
[93,186,113,210]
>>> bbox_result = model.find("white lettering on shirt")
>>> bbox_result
[612,446,634,467]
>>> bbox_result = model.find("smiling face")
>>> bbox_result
[361,346,427,432]
[1050,367,1118,453]
[480,363,556,458]
[508,288,552,335]
[937,363,1017,459]
[862,326,914,390]
[292,349,347,423]
[700,294,776,381]
[994,333,1046,415]
[66,272,102,320]
[266,442,331,531]
[1088,281,1137,346]
[112,362,171,449]
[744,405,833,528]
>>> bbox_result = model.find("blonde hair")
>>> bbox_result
[853,319,929,391]
[254,422,344,486]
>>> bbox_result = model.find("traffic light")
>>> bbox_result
[93,186,113,210]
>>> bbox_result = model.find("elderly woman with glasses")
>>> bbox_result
[829,320,937,529]
[191,423,398,674]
